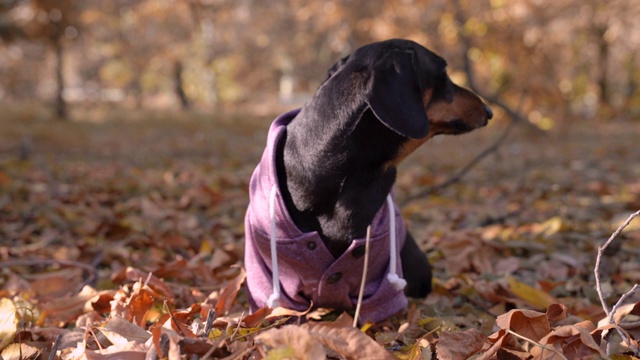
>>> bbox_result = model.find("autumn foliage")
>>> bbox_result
[0,106,639,359]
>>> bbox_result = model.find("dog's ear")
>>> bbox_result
[365,50,429,139]
[325,55,350,81]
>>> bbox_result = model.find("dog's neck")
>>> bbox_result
[276,105,406,257]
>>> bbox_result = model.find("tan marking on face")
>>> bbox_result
[383,83,489,171]
[426,86,489,135]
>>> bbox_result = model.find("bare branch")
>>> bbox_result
[401,120,513,206]
[594,210,640,355]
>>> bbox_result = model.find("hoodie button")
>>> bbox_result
[306,241,317,250]
[352,246,365,258]
[327,272,342,284]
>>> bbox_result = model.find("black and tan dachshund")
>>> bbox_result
[244,39,492,322]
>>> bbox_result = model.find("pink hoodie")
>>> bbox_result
[244,109,408,323]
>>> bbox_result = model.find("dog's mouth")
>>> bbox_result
[428,114,490,136]
[449,118,485,133]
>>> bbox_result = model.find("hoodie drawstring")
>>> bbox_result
[266,186,281,308]
[267,187,406,308]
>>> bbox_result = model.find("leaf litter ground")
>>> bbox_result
[1,106,639,359]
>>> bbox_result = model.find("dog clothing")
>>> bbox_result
[244,109,408,323]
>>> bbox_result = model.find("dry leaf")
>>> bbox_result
[546,304,568,324]
[436,328,485,360]
[1,343,40,360]
[532,320,607,359]
[507,276,557,309]
[0,298,17,351]
[64,340,148,360]
[496,308,550,342]
[102,316,151,343]
[256,325,326,360]
[40,286,100,324]
[215,266,246,316]
[303,321,395,360]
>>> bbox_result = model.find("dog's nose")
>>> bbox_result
[484,104,493,120]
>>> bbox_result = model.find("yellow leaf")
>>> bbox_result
[0,298,17,351]
[507,276,556,309]
[533,216,566,237]
[199,239,213,254]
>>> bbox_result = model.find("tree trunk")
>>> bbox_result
[174,60,190,109]
[596,25,610,107]
[54,35,67,120]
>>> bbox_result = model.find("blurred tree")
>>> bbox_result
[0,0,638,121]
[23,0,81,119]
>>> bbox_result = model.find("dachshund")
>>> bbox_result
[244,39,492,323]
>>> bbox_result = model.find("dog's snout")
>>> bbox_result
[484,104,493,120]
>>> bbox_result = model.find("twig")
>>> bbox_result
[201,308,216,337]
[401,0,540,206]
[401,120,513,206]
[164,300,187,337]
[47,334,63,360]
[594,210,640,355]
[353,225,372,328]
[505,329,568,360]
[610,284,640,325]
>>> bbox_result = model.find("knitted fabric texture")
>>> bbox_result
[244,109,408,323]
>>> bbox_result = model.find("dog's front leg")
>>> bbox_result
[401,232,433,298]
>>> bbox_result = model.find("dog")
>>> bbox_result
[244,39,492,323]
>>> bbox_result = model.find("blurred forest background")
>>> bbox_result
[1,0,639,125]
[3,1,640,358]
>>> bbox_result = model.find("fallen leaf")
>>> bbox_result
[0,298,17,351]
[256,325,326,360]
[496,308,550,342]
[436,328,485,360]
[507,276,557,309]
[102,316,151,343]
[546,303,567,324]
[303,320,395,360]
[533,320,607,359]
[40,286,100,324]
[1,343,40,360]
[532,216,567,237]
[215,266,246,316]
[64,339,148,360]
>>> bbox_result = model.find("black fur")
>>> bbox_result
[274,39,492,298]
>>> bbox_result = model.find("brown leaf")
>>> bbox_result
[1,343,41,360]
[546,304,567,325]
[477,329,511,360]
[256,325,327,360]
[30,269,80,298]
[215,266,246,316]
[436,328,485,360]
[440,234,493,274]
[119,267,174,299]
[532,320,607,359]
[496,309,550,342]
[303,321,395,360]
[242,307,272,328]
[127,284,156,327]
[40,286,100,324]
[64,340,148,360]
[102,316,151,343]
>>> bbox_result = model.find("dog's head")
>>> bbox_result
[321,39,492,164]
